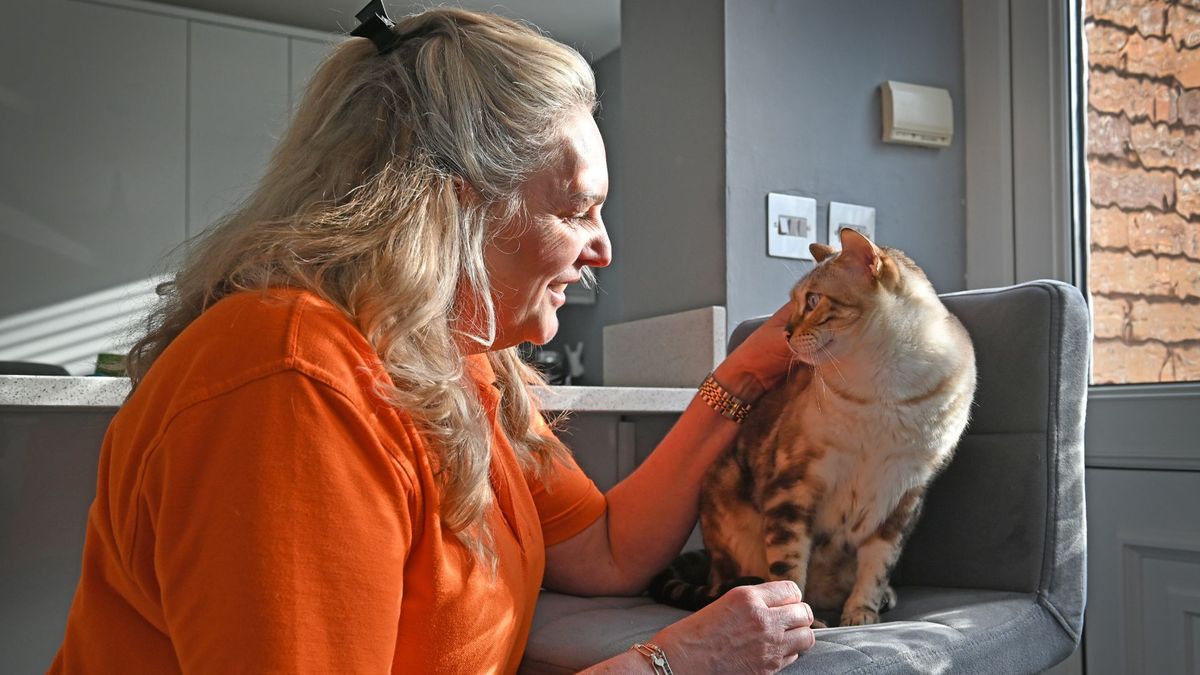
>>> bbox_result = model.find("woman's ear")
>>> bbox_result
[452,175,479,206]
[838,228,882,279]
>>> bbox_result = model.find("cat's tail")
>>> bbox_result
[647,549,764,611]
[648,549,717,611]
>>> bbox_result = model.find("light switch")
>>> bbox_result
[828,202,876,249]
[780,215,809,237]
[767,193,817,260]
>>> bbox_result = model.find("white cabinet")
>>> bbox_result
[290,37,333,112]
[186,29,335,237]
[0,0,336,373]
[187,22,290,236]
[0,0,187,319]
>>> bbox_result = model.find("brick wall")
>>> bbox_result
[1087,0,1200,383]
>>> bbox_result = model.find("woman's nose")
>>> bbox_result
[579,219,612,269]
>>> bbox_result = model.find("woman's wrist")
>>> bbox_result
[709,363,770,406]
[645,631,687,674]
[630,641,675,674]
[577,647,669,674]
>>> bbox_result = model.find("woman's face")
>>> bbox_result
[481,108,611,350]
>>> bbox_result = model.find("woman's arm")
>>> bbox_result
[149,371,412,672]
[542,393,744,594]
[539,302,815,673]
[543,300,796,595]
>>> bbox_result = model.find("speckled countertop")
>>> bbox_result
[0,375,694,413]
[0,376,132,410]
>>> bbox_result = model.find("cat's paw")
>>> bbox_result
[839,608,880,626]
[880,586,898,612]
[810,617,829,629]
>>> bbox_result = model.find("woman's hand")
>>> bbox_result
[651,581,816,674]
[714,300,797,404]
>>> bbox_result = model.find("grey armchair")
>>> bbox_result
[521,280,1089,674]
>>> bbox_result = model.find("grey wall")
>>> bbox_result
[560,0,967,376]
[618,0,727,323]
[723,0,967,328]
[546,49,624,384]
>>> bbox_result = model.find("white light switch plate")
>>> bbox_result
[767,193,817,260]
[828,202,876,249]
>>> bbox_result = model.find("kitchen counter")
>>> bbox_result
[0,375,695,413]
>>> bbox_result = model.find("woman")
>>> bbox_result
[50,4,815,673]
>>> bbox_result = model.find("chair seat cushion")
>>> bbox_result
[520,587,1072,674]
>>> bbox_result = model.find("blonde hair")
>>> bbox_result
[127,7,596,560]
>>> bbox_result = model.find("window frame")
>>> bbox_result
[962,0,1200,472]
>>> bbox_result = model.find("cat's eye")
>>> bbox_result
[806,293,822,311]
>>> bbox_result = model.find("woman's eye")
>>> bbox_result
[806,293,822,310]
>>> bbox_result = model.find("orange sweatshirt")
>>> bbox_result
[49,289,607,674]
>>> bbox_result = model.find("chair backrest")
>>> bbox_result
[728,280,1088,634]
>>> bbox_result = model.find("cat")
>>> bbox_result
[650,228,977,628]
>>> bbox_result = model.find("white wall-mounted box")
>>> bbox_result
[881,80,953,148]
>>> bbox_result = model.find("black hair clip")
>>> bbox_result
[351,0,405,55]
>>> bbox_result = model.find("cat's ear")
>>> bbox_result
[810,242,836,262]
[838,228,883,279]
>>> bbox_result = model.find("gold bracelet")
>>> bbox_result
[698,372,752,424]
[632,642,674,675]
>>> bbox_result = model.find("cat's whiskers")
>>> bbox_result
[819,345,849,387]
[813,367,829,413]
[786,353,803,380]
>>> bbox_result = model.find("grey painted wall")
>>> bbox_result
[546,49,624,384]
[558,0,967,376]
[618,0,727,323]
[723,0,967,328]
